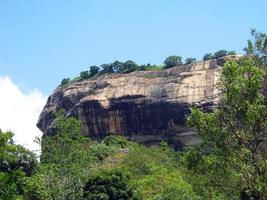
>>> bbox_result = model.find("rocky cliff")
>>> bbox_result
[37,56,239,149]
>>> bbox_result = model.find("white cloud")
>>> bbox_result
[0,76,47,154]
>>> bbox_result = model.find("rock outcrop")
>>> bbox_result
[37,56,239,149]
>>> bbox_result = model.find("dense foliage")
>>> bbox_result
[0,130,49,199]
[164,55,183,68]
[83,170,140,200]
[203,50,236,60]
[186,59,267,199]
[244,29,267,66]
[185,57,196,65]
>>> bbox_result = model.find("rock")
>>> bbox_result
[37,56,240,149]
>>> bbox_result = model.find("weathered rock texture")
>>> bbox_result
[37,56,239,149]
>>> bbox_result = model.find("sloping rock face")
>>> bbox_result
[38,57,236,149]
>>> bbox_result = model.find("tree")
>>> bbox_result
[80,70,90,79]
[185,57,196,65]
[250,29,267,57]
[203,53,213,61]
[138,64,147,71]
[187,59,267,199]
[101,64,114,73]
[0,130,38,176]
[244,40,255,56]
[228,50,236,55]
[164,56,182,68]
[41,110,90,164]
[0,129,49,199]
[83,170,140,200]
[89,65,100,76]
[112,60,124,72]
[60,78,70,86]
[212,50,228,58]
[244,29,267,64]
[123,60,138,73]
[40,110,93,199]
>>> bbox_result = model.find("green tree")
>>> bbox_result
[250,29,267,57]
[138,64,147,71]
[228,50,236,55]
[112,60,124,72]
[0,129,49,200]
[89,65,100,76]
[83,170,141,200]
[80,70,90,79]
[41,110,91,164]
[244,40,255,56]
[123,60,138,73]
[212,50,228,58]
[187,59,267,199]
[101,64,114,73]
[185,57,196,65]
[60,78,70,86]
[244,29,267,65]
[164,56,182,68]
[40,110,93,199]
[202,53,213,61]
[103,135,130,148]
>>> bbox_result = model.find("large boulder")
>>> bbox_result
[37,56,240,149]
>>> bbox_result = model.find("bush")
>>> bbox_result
[203,53,213,61]
[0,130,42,199]
[164,56,182,68]
[60,78,70,86]
[80,70,90,79]
[90,143,115,161]
[89,65,100,76]
[212,50,228,58]
[185,57,196,65]
[122,60,138,73]
[101,64,114,73]
[112,60,124,72]
[228,50,236,55]
[103,135,130,148]
[83,170,141,200]
[154,183,201,200]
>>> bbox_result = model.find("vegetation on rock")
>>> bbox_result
[203,50,236,61]
[164,55,183,68]
[2,29,267,199]
[60,48,239,86]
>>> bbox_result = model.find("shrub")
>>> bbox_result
[228,50,236,55]
[185,57,196,64]
[164,56,182,68]
[83,170,141,200]
[60,78,70,86]
[0,130,43,199]
[89,65,100,76]
[112,60,124,72]
[153,182,201,200]
[212,50,228,58]
[123,60,138,73]
[101,64,114,73]
[80,70,90,79]
[103,135,130,148]
[203,53,213,61]
[90,143,115,161]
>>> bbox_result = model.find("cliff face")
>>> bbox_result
[37,57,236,149]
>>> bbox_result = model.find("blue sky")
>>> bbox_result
[0,0,267,94]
